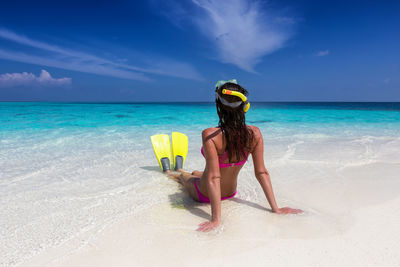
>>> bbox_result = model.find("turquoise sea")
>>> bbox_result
[2,102,400,130]
[1,102,400,265]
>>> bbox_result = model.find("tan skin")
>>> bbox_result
[168,125,302,232]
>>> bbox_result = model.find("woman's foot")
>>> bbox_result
[191,170,203,177]
[166,172,183,184]
[166,170,201,202]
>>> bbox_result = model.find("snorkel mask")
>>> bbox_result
[215,79,250,113]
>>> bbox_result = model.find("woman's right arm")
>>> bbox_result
[251,126,302,214]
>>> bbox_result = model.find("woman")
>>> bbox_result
[169,79,302,232]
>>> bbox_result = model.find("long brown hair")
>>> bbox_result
[215,82,254,162]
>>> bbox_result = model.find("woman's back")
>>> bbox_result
[199,125,262,197]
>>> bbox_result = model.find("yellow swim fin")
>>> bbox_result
[151,134,171,172]
[171,132,188,171]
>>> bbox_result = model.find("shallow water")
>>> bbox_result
[1,102,400,266]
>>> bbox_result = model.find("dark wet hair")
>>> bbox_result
[215,82,254,162]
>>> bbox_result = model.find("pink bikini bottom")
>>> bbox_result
[193,178,237,203]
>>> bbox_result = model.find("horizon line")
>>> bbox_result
[1,101,400,104]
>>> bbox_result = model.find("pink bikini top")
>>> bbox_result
[201,146,248,168]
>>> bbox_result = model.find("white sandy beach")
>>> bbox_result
[2,104,400,267]
[26,195,400,267]
[20,135,400,267]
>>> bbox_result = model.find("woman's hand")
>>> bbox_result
[274,207,303,214]
[196,220,220,232]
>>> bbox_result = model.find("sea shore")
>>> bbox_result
[1,103,399,266]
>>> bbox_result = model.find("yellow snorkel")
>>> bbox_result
[222,89,250,113]
[215,79,250,113]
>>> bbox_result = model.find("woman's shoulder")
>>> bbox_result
[247,125,261,137]
[202,127,221,136]
[246,125,263,151]
[201,127,222,145]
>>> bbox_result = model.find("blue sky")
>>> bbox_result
[0,0,399,101]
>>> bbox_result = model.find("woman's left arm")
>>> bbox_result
[251,126,302,214]
[197,129,223,232]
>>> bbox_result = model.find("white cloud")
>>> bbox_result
[0,70,71,88]
[0,28,203,81]
[155,0,295,72]
[316,50,330,57]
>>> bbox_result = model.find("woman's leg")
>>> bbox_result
[167,171,200,201]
